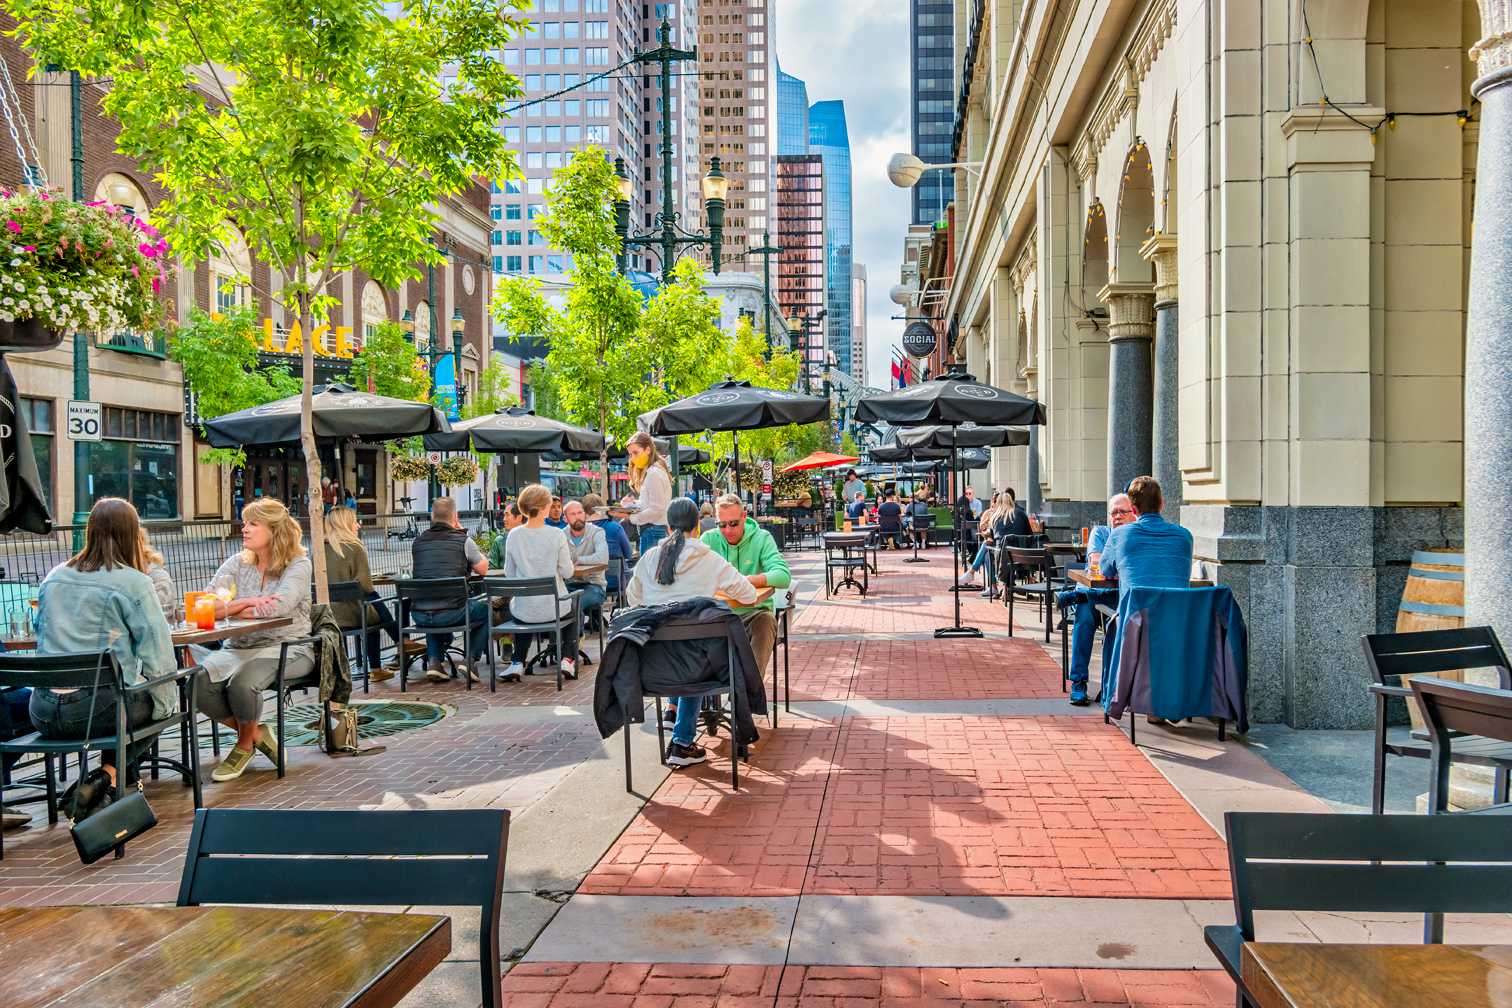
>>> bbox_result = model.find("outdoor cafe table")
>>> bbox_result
[1067,569,1214,590]
[1239,941,1512,1008]
[0,904,450,1008]
[2,615,295,652]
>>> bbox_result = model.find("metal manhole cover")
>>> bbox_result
[192,701,452,749]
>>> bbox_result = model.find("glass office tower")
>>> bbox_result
[776,65,809,156]
[911,0,953,225]
[807,100,852,380]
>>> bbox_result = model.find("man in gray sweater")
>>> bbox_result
[562,501,608,662]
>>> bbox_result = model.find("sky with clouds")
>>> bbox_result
[776,0,911,390]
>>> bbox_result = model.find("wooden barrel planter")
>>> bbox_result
[1397,548,1465,728]
[1396,549,1465,633]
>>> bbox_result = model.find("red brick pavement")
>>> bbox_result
[578,716,1229,899]
[785,639,1066,701]
[500,962,1235,1006]
[0,680,602,907]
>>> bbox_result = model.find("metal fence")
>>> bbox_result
[0,511,497,605]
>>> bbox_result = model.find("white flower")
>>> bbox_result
[7,259,18,267]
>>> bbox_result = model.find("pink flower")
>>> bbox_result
[138,242,159,258]
[150,277,161,293]
[130,264,139,277]
[20,246,33,252]
[3,221,18,234]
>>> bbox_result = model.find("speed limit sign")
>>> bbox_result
[66,401,101,441]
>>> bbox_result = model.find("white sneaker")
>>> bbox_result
[503,662,524,678]
[560,658,577,680]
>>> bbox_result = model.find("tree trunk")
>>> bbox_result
[300,289,330,606]
[598,388,609,500]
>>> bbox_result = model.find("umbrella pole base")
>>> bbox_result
[949,583,983,592]
[902,557,931,563]
[934,626,984,639]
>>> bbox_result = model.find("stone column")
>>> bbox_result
[1140,235,1180,519]
[1026,424,1042,516]
[1097,282,1156,496]
[1467,3,1512,655]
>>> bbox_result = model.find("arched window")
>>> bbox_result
[1162,110,1178,235]
[208,222,252,313]
[414,301,432,353]
[361,280,388,348]
[1083,200,1109,301]
[93,173,147,221]
[1114,140,1155,283]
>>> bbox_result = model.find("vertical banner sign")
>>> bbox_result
[761,459,773,492]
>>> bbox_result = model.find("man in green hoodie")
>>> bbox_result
[700,492,790,671]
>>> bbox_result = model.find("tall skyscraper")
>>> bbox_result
[910,0,953,225]
[693,0,775,270]
[775,64,809,156]
[775,154,825,389]
[807,100,852,380]
[851,263,867,384]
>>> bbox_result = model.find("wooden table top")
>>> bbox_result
[1241,942,1512,1008]
[3,616,295,652]
[1045,543,1089,556]
[1066,569,1213,591]
[0,904,450,1008]
[715,586,776,606]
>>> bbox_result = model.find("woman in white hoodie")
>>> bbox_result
[626,497,757,766]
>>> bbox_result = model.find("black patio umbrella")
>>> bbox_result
[937,447,991,470]
[854,373,1047,639]
[423,407,608,456]
[203,382,450,448]
[639,380,830,500]
[896,423,1031,450]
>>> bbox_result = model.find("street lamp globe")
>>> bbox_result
[886,152,927,188]
[450,306,465,334]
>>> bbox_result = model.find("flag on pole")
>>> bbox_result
[890,359,902,389]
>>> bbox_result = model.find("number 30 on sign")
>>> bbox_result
[67,401,102,441]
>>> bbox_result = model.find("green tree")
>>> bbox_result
[170,304,302,507]
[700,316,807,493]
[495,150,726,497]
[457,354,521,515]
[12,0,529,600]
[524,361,568,423]
[346,321,431,403]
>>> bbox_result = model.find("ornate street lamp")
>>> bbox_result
[701,156,728,270]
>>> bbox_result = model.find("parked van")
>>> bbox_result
[539,471,592,504]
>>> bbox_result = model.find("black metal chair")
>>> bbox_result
[394,578,483,692]
[1359,626,1512,814]
[624,616,746,794]
[483,577,582,692]
[772,602,792,719]
[1004,547,1071,643]
[327,580,375,694]
[177,807,510,1008]
[824,535,869,598]
[0,650,203,858]
[1410,676,1512,816]
[1204,810,1512,999]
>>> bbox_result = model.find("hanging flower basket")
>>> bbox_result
[437,456,480,487]
[390,454,433,482]
[0,187,172,350]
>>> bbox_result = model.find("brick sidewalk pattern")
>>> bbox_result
[785,639,1068,701]
[501,962,1234,1006]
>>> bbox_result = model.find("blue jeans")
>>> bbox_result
[413,597,490,662]
[970,543,994,574]
[639,525,667,554]
[568,582,607,615]
[1068,588,1120,697]
[670,696,702,746]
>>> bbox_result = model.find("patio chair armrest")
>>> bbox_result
[276,635,322,675]
[1202,924,1245,983]
[124,664,205,691]
[1368,684,1412,698]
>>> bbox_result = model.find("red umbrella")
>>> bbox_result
[782,451,861,472]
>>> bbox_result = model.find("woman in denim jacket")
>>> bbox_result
[31,497,177,814]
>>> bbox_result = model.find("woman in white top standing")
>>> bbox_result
[626,497,758,767]
[502,483,578,680]
[610,431,672,556]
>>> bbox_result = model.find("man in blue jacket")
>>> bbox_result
[1062,493,1135,705]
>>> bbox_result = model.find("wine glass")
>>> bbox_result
[212,575,236,628]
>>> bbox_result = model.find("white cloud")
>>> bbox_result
[776,0,912,389]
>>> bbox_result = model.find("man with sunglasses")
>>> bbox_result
[1060,493,1136,705]
[700,493,790,673]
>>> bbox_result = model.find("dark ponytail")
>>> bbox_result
[655,497,702,585]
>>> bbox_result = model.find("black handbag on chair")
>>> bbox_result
[67,650,158,864]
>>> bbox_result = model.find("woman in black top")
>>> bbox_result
[997,489,1032,538]
[903,490,934,547]
[875,491,904,548]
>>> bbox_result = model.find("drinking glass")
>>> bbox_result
[212,575,236,628]
[6,608,21,641]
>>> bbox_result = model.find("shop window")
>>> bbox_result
[20,397,53,507]
[89,407,180,518]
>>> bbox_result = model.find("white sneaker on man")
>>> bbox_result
[501,661,524,683]
[560,658,577,681]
